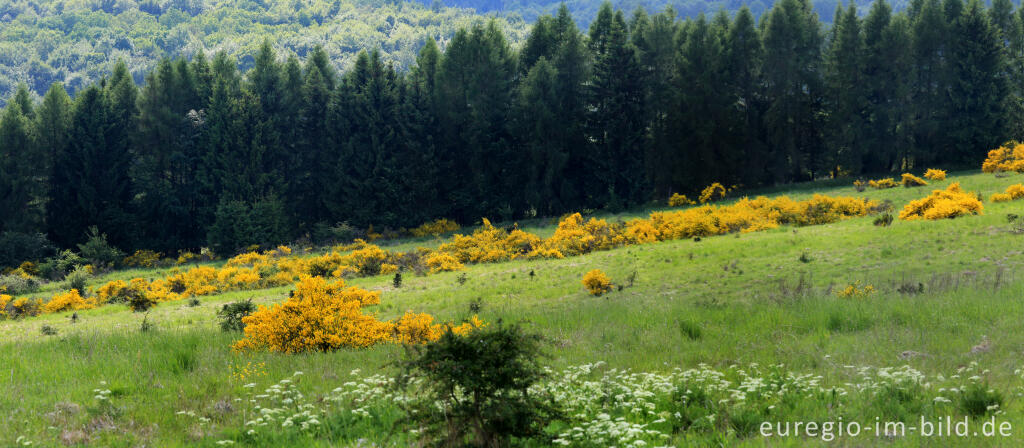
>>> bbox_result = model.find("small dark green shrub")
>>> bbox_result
[62,266,91,294]
[874,214,894,227]
[77,226,124,268]
[38,250,86,280]
[396,322,560,447]
[217,299,256,332]
[40,324,58,336]
[393,272,402,288]
[127,288,157,312]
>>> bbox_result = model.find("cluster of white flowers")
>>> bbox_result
[552,413,670,448]
[246,372,321,433]
[93,380,112,402]
[167,361,1022,446]
[328,369,420,418]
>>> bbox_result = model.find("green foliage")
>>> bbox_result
[958,381,1004,417]
[0,0,530,105]
[0,274,40,295]
[0,232,56,269]
[396,322,560,447]
[62,266,92,294]
[77,227,125,269]
[217,299,257,332]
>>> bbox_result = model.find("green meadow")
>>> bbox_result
[4,171,1024,446]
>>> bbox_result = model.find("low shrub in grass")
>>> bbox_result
[77,226,124,269]
[217,299,257,332]
[582,269,613,296]
[396,322,560,447]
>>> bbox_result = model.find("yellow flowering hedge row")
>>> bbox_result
[9,193,879,320]
[899,182,983,220]
[983,141,1024,173]
[232,276,483,353]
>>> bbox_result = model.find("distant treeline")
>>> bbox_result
[0,0,1017,258]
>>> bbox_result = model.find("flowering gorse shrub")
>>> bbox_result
[835,281,876,298]
[423,252,464,273]
[990,184,1024,202]
[582,269,613,296]
[901,173,928,187]
[698,183,728,204]
[982,141,1024,173]
[409,218,460,237]
[393,312,484,344]
[233,276,390,353]
[899,182,983,221]
[438,218,541,263]
[233,276,482,353]
[868,178,899,189]
[42,289,97,313]
[668,193,696,207]
[123,250,163,268]
[923,169,947,181]
[0,294,10,319]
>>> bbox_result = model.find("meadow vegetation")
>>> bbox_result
[3,170,1024,446]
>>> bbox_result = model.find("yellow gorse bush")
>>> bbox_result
[409,218,460,237]
[867,178,898,189]
[0,294,10,318]
[41,289,96,313]
[439,218,542,263]
[668,193,696,207]
[393,312,485,344]
[233,276,390,353]
[233,276,483,353]
[900,173,928,187]
[699,183,728,204]
[123,250,163,268]
[835,281,875,298]
[899,182,983,221]
[982,141,1024,173]
[582,269,613,296]
[990,184,1024,202]
[424,252,465,273]
[923,169,947,181]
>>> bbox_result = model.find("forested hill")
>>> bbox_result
[0,0,529,103]
[1,0,1020,261]
[427,0,911,25]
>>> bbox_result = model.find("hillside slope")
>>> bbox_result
[0,0,528,102]
[4,170,1024,445]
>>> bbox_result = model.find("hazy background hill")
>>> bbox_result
[423,0,911,26]
[0,0,529,103]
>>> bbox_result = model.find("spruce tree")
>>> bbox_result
[947,0,1009,163]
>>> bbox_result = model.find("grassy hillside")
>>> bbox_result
[0,0,528,103]
[4,170,1024,446]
